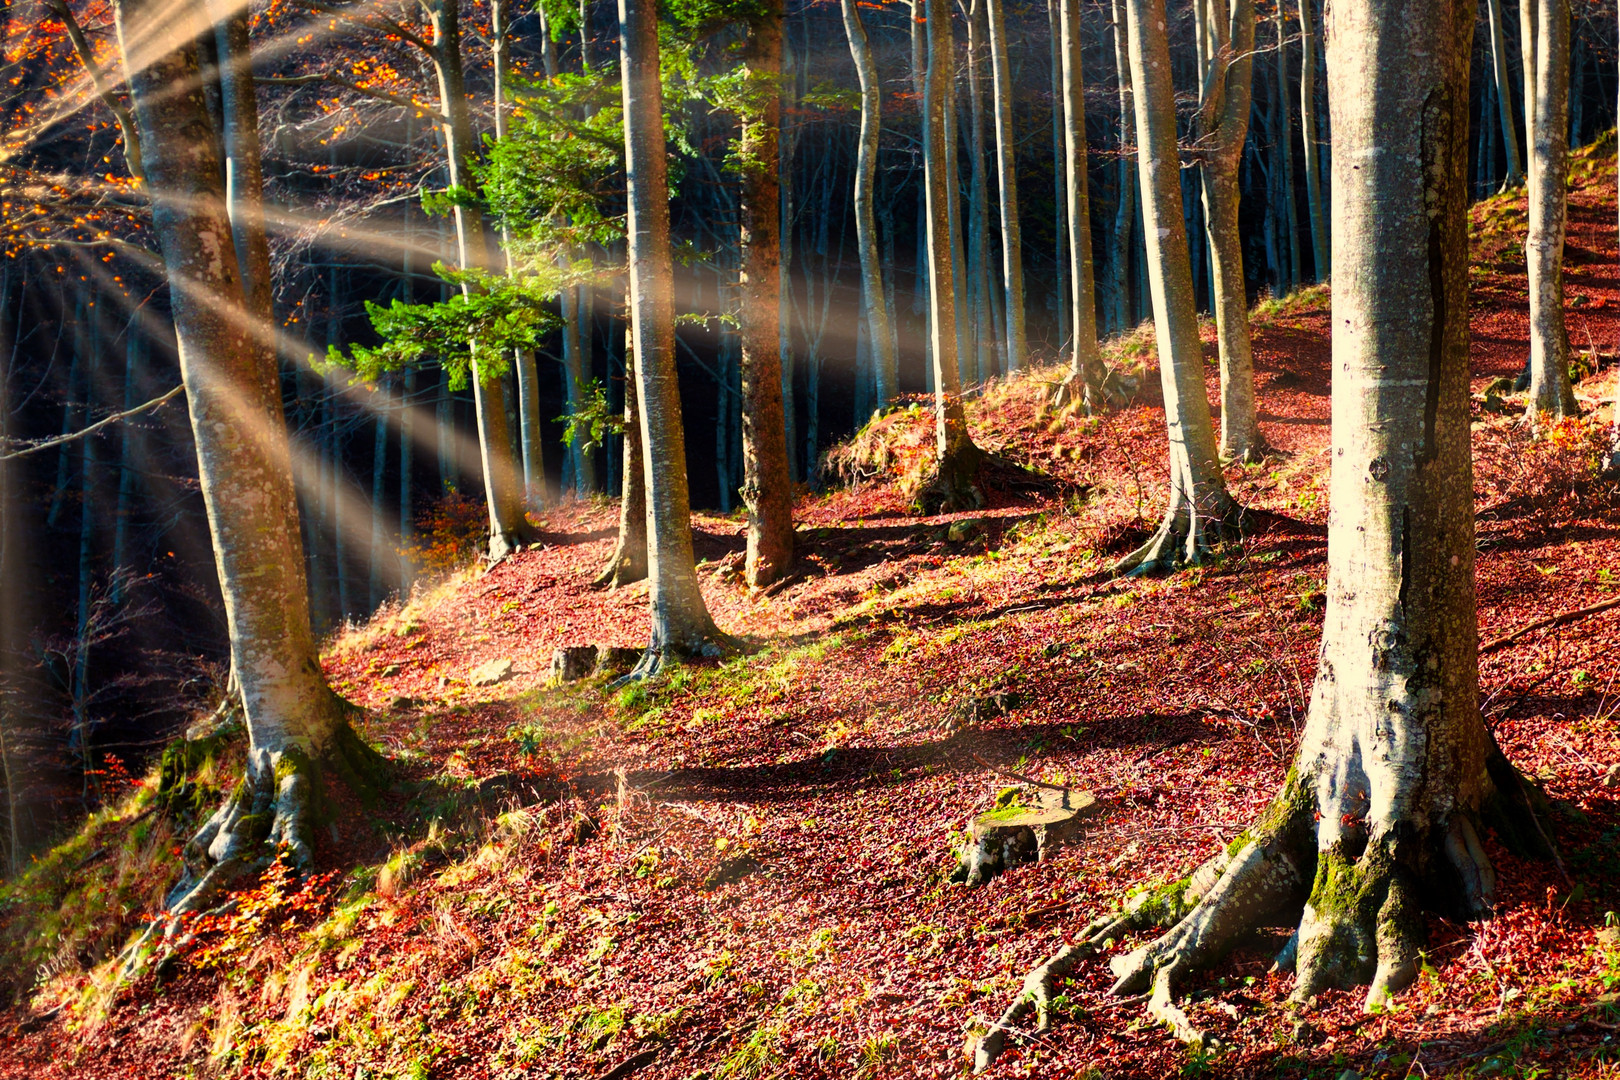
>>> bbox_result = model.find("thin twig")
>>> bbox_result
[0,384,183,460]
[970,754,1071,793]
[1480,595,1620,654]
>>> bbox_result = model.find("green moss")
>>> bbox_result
[1127,877,1194,928]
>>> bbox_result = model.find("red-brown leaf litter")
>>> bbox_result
[4,152,1620,1080]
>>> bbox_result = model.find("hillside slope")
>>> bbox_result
[3,145,1620,1079]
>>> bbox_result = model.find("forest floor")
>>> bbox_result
[5,147,1620,1079]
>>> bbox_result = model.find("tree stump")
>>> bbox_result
[593,647,644,677]
[550,646,599,682]
[951,785,1098,886]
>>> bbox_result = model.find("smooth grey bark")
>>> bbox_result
[967,0,999,383]
[942,42,974,388]
[427,0,533,557]
[1057,0,1103,406]
[1273,2,1300,294]
[1524,0,1579,421]
[1197,0,1263,461]
[618,0,727,674]
[368,389,388,607]
[1520,0,1536,168]
[737,0,795,588]
[1105,0,1549,1024]
[399,367,414,593]
[1485,0,1524,185]
[986,0,1027,371]
[841,0,898,409]
[1109,0,1136,332]
[921,0,984,510]
[1114,0,1241,576]
[112,0,383,928]
[112,323,143,600]
[1048,0,1070,351]
[560,278,596,494]
[1298,0,1329,280]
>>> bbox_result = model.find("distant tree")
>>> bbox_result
[111,0,384,923]
[1196,0,1263,462]
[1113,0,1241,575]
[985,0,1027,371]
[1524,0,1579,421]
[840,0,898,410]
[1055,0,1104,410]
[618,0,729,674]
[1109,0,1550,1018]
[1298,0,1329,280]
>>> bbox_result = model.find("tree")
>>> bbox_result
[1523,0,1579,421]
[919,0,985,511]
[111,0,383,923]
[1298,0,1328,281]
[594,331,648,587]
[1110,0,1547,1020]
[619,0,729,674]
[1484,0,1524,187]
[1055,0,1104,409]
[842,0,897,411]
[1112,0,1240,575]
[985,0,1026,371]
[735,0,795,589]
[1196,0,1263,462]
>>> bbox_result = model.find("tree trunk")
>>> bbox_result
[595,324,648,586]
[399,367,414,593]
[1298,0,1329,281]
[842,0,897,410]
[1274,2,1300,293]
[1048,0,1070,351]
[986,0,1027,371]
[967,0,999,383]
[1103,0,1553,1028]
[1520,0,1536,167]
[1485,0,1524,185]
[943,50,974,388]
[1524,0,1578,421]
[112,0,383,928]
[1198,0,1263,461]
[112,323,143,598]
[921,0,984,510]
[618,0,728,673]
[428,0,532,558]
[1110,0,1136,332]
[737,0,796,588]
[368,388,389,607]
[1115,0,1241,576]
[1058,0,1103,407]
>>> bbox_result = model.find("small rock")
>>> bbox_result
[469,659,514,687]
[550,646,600,683]
[1290,1021,1322,1046]
[380,664,400,677]
[387,695,422,713]
[1597,927,1620,949]
[946,519,984,543]
[1604,763,1620,788]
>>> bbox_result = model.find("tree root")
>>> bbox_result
[1112,496,1246,577]
[915,443,987,515]
[1049,363,1139,416]
[591,546,647,589]
[617,630,743,683]
[121,716,386,978]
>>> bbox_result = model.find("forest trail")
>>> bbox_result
[3,148,1620,1079]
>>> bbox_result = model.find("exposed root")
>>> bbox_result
[1112,496,1246,577]
[914,442,986,514]
[122,716,386,977]
[591,544,647,589]
[1049,362,1138,416]
[1291,839,1423,1009]
[616,630,742,684]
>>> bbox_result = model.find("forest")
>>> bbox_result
[1,0,1620,1073]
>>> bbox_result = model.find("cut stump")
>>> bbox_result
[952,785,1098,886]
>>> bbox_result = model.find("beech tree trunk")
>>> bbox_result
[921,0,984,510]
[1057,0,1102,406]
[1299,0,1329,281]
[1197,0,1263,461]
[428,0,533,558]
[113,0,382,927]
[1485,0,1524,186]
[595,325,648,586]
[1524,0,1579,421]
[842,0,897,409]
[967,0,999,383]
[736,0,795,588]
[1107,0,1549,1025]
[1109,0,1136,332]
[619,0,727,673]
[986,0,1027,371]
[1047,0,1070,350]
[1115,0,1240,575]
[1274,3,1301,294]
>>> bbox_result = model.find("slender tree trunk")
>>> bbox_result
[1110,0,1136,331]
[595,323,648,586]
[943,51,974,387]
[1520,0,1536,167]
[112,0,382,924]
[1274,2,1300,293]
[47,293,85,530]
[619,0,727,673]
[1298,0,1329,280]
[399,367,414,593]
[428,0,532,558]
[1486,0,1524,185]
[737,0,796,587]
[843,0,898,410]
[1107,0,1548,1019]
[1115,0,1241,575]
[920,0,984,510]
[1524,0,1578,420]
[986,0,1027,371]
[368,388,388,607]
[967,0,999,382]
[780,31,801,478]
[112,323,143,597]
[1198,0,1263,461]
[1048,0,1071,350]
[1058,0,1103,407]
